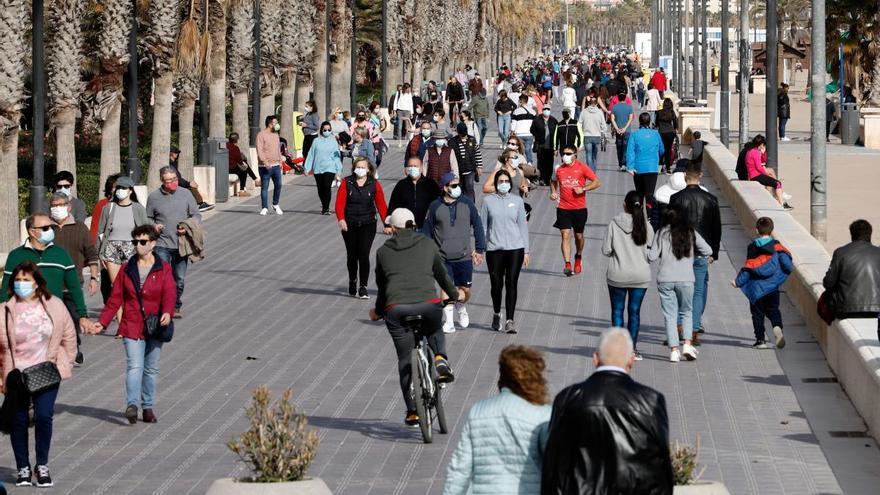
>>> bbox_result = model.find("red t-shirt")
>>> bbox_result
[554,160,598,210]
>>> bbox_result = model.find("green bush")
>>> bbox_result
[671,438,706,485]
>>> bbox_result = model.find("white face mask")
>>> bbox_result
[497,182,512,194]
[511,156,520,168]
[57,187,72,197]
[337,113,345,120]
[354,167,368,178]
[421,129,432,138]
[407,167,421,179]
[50,206,69,221]
[435,139,447,147]
[562,154,574,164]
[506,143,518,150]
[448,186,461,199]
[116,188,131,200]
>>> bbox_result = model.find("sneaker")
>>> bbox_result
[260,208,268,216]
[782,202,794,211]
[357,286,369,299]
[782,192,793,201]
[173,310,182,319]
[682,343,698,361]
[773,326,785,349]
[781,137,791,142]
[696,327,705,334]
[442,319,456,334]
[125,404,138,425]
[321,210,331,215]
[348,280,357,297]
[75,350,84,365]
[670,348,681,362]
[434,356,455,383]
[633,350,644,361]
[752,339,769,349]
[619,165,627,172]
[455,302,470,328]
[564,262,573,277]
[16,466,32,486]
[574,256,583,274]
[272,205,283,215]
[491,313,502,331]
[504,319,517,334]
[237,190,251,197]
[197,202,215,212]
[35,465,52,488]
[404,410,420,427]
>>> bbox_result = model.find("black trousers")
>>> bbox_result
[234,166,258,189]
[62,293,81,348]
[486,249,525,321]
[537,147,555,184]
[341,222,377,286]
[750,290,782,340]
[660,131,676,170]
[384,302,447,412]
[459,172,476,202]
[314,172,336,213]
[302,134,317,160]
[633,172,659,229]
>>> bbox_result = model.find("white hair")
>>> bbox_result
[597,327,634,365]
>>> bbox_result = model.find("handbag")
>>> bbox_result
[134,272,174,343]
[817,291,834,325]
[4,307,61,395]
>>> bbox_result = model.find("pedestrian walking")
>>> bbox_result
[626,113,665,228]
[335,157,389,299]
[393,83,415,143]
[1,261,77,488]
[443,345,550,495]
[468,91,490,143]
[648,208,712,362]
[446,75,466,123]
[405,122,435,165]
[512,95,537,168]
[644,83,662,126]
[578,96,606,169]
[448,123,483,201]
[602,191,653,360]
[550,145,602,277]
[483,150,530,199]
[387,157,442,230]
[481,170,530,334]
[421,129,459,185]
[494,90,516,145]
[304,121,344,215]
[656,99,678,174]
[733,217,792,349]
[299,100,322,160]
[255,115,285,215]
[610,92,634,172]
[531,107,558,187]
[50,171,87,223]
[459,110,482,146]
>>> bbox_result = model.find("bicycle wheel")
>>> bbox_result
[435,384,448,434]
[411,348,433,443]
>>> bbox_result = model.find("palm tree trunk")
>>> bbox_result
[0,131,19,252]
[296,76,311,112]
[260,92,276,124]
[383,61,399,104]
[209,1,228,138]
[99,98,122,190]
[148,72,175,190]
[280,72,295,148]
[178,98,196,182]
[209,78,226,138]
[232,90,250,150]
[331,54,352,111]
[52,107,78,194]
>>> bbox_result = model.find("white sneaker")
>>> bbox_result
[682,343,698,361]
[332,179,340,188]
[670,348,681,363]
[259,208,268,216]
[782,192,792,201]
[773,326,786,349]
[455,303,469,328]
[781,137,791,142]
[442,305,456,333]
[273,205,283,215]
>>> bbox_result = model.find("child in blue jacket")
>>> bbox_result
[733,217,793,349]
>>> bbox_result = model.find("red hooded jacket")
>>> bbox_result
[99,256,176,339]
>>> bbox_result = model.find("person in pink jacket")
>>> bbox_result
[0,261,77,488]
[745,134,793,210]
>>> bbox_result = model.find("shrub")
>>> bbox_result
[671,437,705,485]
[227,386,319,483]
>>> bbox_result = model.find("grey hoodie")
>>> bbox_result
[579,105,608,137]
[648,226,712,283]
[602,212,654,288]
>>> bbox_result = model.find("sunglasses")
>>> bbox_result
[56,183,72,188]
[131,239,151,246]
[562,152,575,156]
[32,225,52,232]
[507,142,518,146]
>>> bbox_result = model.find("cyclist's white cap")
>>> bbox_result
[389,208,415,229]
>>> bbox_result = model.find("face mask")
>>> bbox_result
[57,187,71,197]
[354,168,368,178]
[407,167,421,179]
[506,143,518,150]
[273,123,281,132]
[164,180,179,192]
[562,154,574,164]
[421,129,432,137]
[448,186,461,199]
[50,206,68,221]
[511,156,520,168]
[13,281,35,299]
[435,139,447,147]
[115,188,130,200]
[39,227,55,244]
[497,182,512,194]
[543,109,552,117]
[357,116,365,122]
[337,113,345,120]
[322,130,332,137]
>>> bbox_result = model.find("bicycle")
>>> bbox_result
[402,304,451,444]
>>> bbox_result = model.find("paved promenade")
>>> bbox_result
[10,120,880,494]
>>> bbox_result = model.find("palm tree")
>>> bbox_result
[173,0,206,180]
[226,0,253,150]
[259,0,282,120]
[278,0,316,146]
[208,0,228,138]
[0,0,28,252]
[314,0,353,114]
[47,0,85,192]
[146,0,182,189]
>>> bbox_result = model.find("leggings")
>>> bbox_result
[486,249,525,321]
[660,131,676,170]
[384,302,446,412]
[314,172,336,213]
[302,134,317,160]
[341,222,377,286]
[633,172,659,228]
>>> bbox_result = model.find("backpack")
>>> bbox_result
[735,146,751,180]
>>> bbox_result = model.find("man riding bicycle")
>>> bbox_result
[369,208,464,427]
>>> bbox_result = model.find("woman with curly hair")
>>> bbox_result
[443,345,550,495]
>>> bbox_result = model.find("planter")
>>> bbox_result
[674,481,731,494]
[205,477,333,495]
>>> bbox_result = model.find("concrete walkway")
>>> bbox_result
[11,118,880,494]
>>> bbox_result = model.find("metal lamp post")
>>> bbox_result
[810,0,826,240]
[720,0,730,145]
[249,0,261,145]
[198,0,209,163]
[739,0,750,147]
[127,0,140,183]
[29,0,48,214]
[380,0,387,105]
[766,0,778,171]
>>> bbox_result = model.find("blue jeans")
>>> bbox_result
[124,338,163,409]
[497,114,512,141]
[518,134,535,165]
[155,246,188,310]
[11,384,58,469]
[475,117,488,143]
[692,256,710,331]
[574,107,582,120]
[779,118,789,138]
[583,137,601,168]
[608,286,647,346]
[259,164,283,209]
[615,132,629,168]
[658,282,694,348]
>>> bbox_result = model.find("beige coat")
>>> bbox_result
[0,296,77,393]
[177,217,206,261]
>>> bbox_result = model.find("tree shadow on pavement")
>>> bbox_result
[532,344,593,357]
[281,286,349,297]
[742,374,791,386]
[307,415,424,444]
[55,403,128,426]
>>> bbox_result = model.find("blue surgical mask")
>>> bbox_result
[435,139,447,147]
[39,228,55,244]
[13,281,35,299]
[337,113,345,120]
[407,167,421,179]
[421,129,432,137]
[497,182,512,194]
[448,186,461,199]
[57,187,71,197]
[322,130,332,138]
[511,156,520,168]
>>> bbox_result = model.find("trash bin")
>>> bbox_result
[207,137,229,202]
[679,98,698,108]
[840,102,860,145]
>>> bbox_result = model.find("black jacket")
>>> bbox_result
[542,371,673,495]
[778,92,791,119]
[387,177,441,229]
[555,118,581,150]
[530,115,558,149]
[448,135,482,174]
[669,185,722,259]
[823,240,880,316]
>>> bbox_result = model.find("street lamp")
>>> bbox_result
[29,0,47,214]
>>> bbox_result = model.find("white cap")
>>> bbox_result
[389,208,415,229]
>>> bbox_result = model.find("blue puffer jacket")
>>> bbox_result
[625,127,664,174]
[734,237,794,303]
[443,388,551,495]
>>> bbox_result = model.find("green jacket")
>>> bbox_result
[0,241,87,318]
[469,95,491,119]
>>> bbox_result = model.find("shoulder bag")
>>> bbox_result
[3,306,61,395]
[134,271,174,343]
